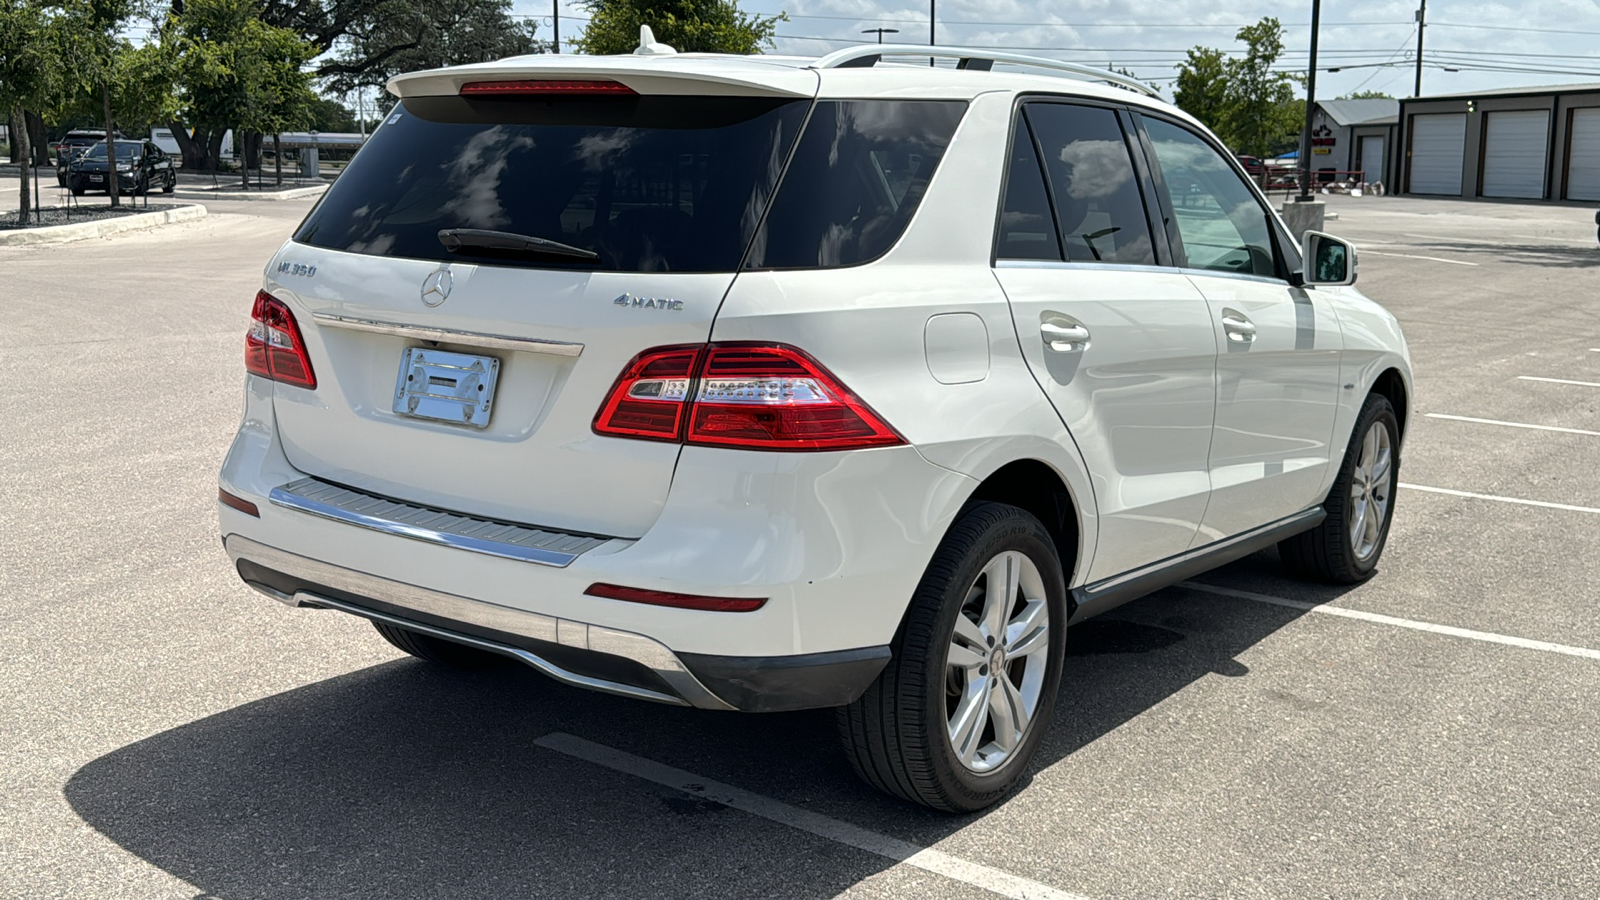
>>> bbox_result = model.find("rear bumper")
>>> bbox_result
[227,535,890,711]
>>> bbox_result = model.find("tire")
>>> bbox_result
[837,502,1068,812]
[70,186,84,196]
[371,620,505,669]
[162,173,175,194]
[1279,393,1400,584]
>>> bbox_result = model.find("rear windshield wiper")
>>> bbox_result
[437,228,599,263]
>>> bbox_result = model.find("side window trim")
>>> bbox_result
[1127,112,1188,268]
[1022,98,1162,270]
[1116,108,1176,267]
[989,102,1065,265]
[1135,110,1295,284]
[1020,108,1069,262]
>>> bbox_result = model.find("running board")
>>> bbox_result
[1070,509,1325,623]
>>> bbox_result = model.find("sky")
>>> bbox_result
[509,0,1600,100]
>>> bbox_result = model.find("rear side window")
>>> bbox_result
[1141,117,1279,278]
[746,100,967,269]
[996,117,1062,261]
[295,95,809,272]
[1024,103,1156,266]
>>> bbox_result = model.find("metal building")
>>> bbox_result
[1397,83,1600,202]
[1308,99,1400,188]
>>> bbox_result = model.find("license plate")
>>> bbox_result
[393,347,500,428]
[89,175,103,182]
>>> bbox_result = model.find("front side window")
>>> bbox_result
[1025,103,1156,266]
[1141,117,1279,279]
[746,100,967,269]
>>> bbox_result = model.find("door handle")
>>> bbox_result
[1220,309,1256,343]
[1040,320,1091,352]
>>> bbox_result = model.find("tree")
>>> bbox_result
[0,0,68,220]
[574,0,782,55]
[1338,90,1394,100]
[161,0,317,173]
[323,0,543,99]
[1173,47,1231,142]
[1227,17,1297,158]
[1171,17,1303,158]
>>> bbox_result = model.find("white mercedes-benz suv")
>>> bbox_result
[218,37,1411,812]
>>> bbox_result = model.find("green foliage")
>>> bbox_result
[306,96,356,131]
[574,0,783,55]
[323,0,543,96]
[1173,16,1304,158]
[1338,90,1395,100]
[167,0,316,133]
[1173,47,1230,132]
[0,0,70,116]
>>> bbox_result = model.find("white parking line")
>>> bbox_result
[1360,250,1478,266]
[1400,482,1600,515]
[534,732,1092,900]
[1179,582,1600,661]
[1424,413,1600,437]
[1518,376,1600,388]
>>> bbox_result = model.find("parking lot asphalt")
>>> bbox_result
[2,193,1598,899]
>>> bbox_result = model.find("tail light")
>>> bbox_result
[593,342,902,451]
[245,291,317,389]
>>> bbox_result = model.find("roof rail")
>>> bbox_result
[809,45,1161,98]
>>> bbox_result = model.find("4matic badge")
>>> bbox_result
[614,293,683,312]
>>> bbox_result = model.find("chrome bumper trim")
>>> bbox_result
[268,477,610,568]
[311,313,584,357]
[224,535,736,711]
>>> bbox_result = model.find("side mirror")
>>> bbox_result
[1300,230,1358,287]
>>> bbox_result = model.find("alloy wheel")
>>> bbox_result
[944,550,1051,773]
[1349,420,1394,561]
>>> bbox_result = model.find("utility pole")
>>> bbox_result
[930,0,935,66]
[1298,0,1322,202]
[553,0,561,53]
[861,27,899,44]
[1413,0,1427,97]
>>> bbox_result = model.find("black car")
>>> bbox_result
[66,140,177,196]
[53,129,125,186]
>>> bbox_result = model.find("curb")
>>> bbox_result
[170,185,327,202]
[0,204,208,247]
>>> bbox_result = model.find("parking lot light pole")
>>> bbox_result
[861,27,899,44]
[1298,0,1322,203]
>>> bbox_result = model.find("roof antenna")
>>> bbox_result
[634,25,677,56]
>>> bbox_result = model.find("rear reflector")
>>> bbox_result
[593,342,903,451]
[246,291,317,389]
[585,583,767,613]
[460,80,637,97]
[218,488,260,517]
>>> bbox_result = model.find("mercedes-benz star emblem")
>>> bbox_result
[420,267,453,307]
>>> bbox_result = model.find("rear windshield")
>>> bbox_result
[294,95,967,273]
[84,141,145,158]
[295,95,808,273]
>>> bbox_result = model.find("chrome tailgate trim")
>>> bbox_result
[268,477,611,567]
[312,313,585,357]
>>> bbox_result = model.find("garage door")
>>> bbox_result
[1568,108,1600,201]
[1482,109,1549,199]
[1408,114,1466,195]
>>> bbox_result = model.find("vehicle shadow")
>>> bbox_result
[65,549,1355,899]
[1401,238,1600,269]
